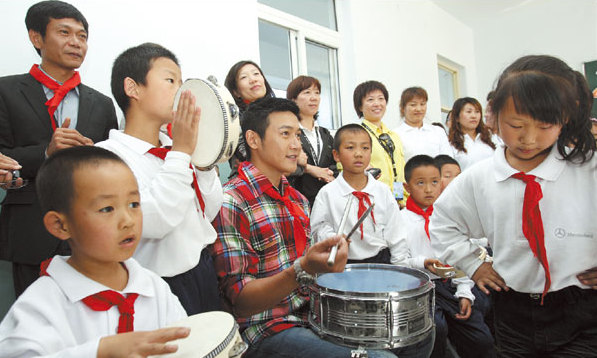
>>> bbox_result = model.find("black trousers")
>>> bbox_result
[163,248,222,315]
[432,279,496,358]
[493,287,597,358]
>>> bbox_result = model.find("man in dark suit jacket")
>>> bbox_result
[0,1,117,296]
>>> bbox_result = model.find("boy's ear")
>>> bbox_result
[332,149,340,162]
[123,77,139,100]
[245,130,261,151]
[403,182,412,194]
[28,29,43,51]
[43,211,71,241]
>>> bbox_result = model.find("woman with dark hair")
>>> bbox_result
[353,80,405,201]
[224,60,276,176]
[286,75,336,206]
[448,97,496,171]
[395,86,453,163]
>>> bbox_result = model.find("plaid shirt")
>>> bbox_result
[211,162,311,344]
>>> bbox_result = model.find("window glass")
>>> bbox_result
[438,65,457,112]
[258,0,337,30]
[306,41,339,129]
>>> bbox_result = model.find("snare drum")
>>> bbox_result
[309,263,434,349]
[151,311,247,358]
[173,77,240,168]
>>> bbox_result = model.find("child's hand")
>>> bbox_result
[171,90,201,156]
[472,262,508,295]
[97,327,190,358]
[424,258,442,274]
[454,298,472,320]
[577,267,597,289]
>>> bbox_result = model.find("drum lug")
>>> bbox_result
[229,103,239,120]
[351,346,368,358]
[229,341,248,357]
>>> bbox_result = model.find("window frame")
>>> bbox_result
[258,3,342,128]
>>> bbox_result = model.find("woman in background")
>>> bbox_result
[448,97,496,171]
[286,75,336,206]
[224,60,275,177]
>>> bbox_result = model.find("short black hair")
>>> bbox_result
[111,43,179,115]
[333,123,371,151]
[25,1,89,56]
[404,154,438,182]
[434,154,460,172]
[36,146,127,214]
[353,80,389,118]
[241,97,300,160]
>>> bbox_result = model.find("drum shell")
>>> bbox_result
[173,78,240,168]
[309,263,435,349]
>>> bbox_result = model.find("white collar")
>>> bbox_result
[493,144,566,182]
[336,171,377,197]
[110,130,173,156]
[46,256,155,303]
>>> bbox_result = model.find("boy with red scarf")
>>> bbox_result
[0,0,117,296]
[402,155,494,358]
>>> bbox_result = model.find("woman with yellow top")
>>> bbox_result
[352,80,405,200]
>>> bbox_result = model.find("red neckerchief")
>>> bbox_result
[406,197,433,239]
[29,64,81,131]
[512,172,550,305]
[237,162,308,256]
[147,147,206,216]
[351,191,376,240]
[39,258,139,333]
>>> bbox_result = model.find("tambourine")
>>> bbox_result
[150,311,248,358]
[173,77,240,168]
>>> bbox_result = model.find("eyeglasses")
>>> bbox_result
[1,170,28,190]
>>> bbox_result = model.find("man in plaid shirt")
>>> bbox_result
[211,98,403,358]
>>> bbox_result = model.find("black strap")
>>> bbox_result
[361,123,398,179]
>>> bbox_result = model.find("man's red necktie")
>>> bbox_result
[237,163,309,256]
[512,172,550,305]
[39,258,139,333]
[351,191,376,240]
[29,64,81,131]
[406,197,433,239]
[147,147,206,216]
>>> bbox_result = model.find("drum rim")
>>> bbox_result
[312,263,433,297]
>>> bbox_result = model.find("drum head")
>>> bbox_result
[173,79,238,168]
[151,311,237,358]
[316,263,430,294]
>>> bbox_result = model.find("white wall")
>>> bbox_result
[1,0,261,125]
[336,0,476,129]
[468,0,597,100]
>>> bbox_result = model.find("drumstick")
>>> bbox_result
[327,195,355,266]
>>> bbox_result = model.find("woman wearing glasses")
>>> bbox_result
[353,81,406,202]
[286,75,337,206]
[0,153,25,189]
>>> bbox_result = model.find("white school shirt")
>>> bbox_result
[0,256,186,358]
[310,172,409,264]
[431,144,597,294]
[452,133,496,171]
[96,130,223,277]
[394,122,453,163]
[402,209,475,303]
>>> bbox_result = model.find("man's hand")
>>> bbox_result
[46,118,93,156]
[302,235,348,274]
[472,262,508,295]
[97,327,190,358]
[454,298,472,320]
[171,90,201,155]
[577,267,597,289]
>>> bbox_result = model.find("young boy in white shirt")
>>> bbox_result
[402,155,494,358]
[0,146,188,358]
[311,124,409,265]
[96,43,223,315]
[311,124,433,358]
